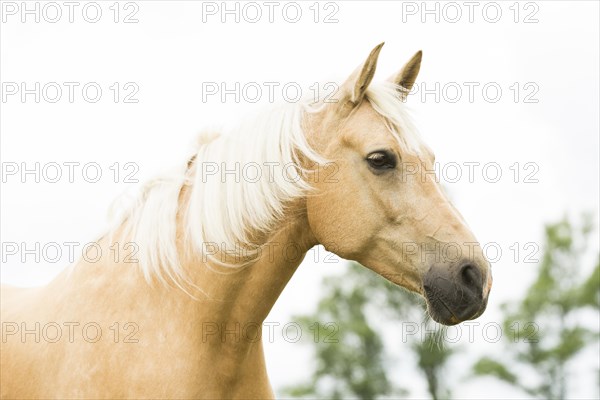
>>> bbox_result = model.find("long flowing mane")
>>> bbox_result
[107,82,424,286]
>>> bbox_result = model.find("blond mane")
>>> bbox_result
[108,82,425,286]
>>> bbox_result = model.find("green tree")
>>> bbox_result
[473,215,600,399]
[413,332,454,400]
[283,262,455,399]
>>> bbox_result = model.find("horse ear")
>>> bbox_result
[339,42,384,106]
[389,50,422,93]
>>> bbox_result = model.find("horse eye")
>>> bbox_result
[366,151,396,170]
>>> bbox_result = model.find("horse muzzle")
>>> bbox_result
[422,261,490,326]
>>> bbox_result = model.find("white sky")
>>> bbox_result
[1,1,599,398]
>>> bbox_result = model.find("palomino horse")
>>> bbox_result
[1,43,492,399]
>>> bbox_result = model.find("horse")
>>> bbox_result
[0,43,492,399]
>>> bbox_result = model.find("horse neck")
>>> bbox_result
[178,196,317,326]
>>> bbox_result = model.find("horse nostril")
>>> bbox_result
[423,263,487,324]
[460,264,482,293]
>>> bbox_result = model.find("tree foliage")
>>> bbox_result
[283,263,455,399]
[473,215,600,399]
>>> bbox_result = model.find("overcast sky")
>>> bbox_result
[1,1,599,398]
